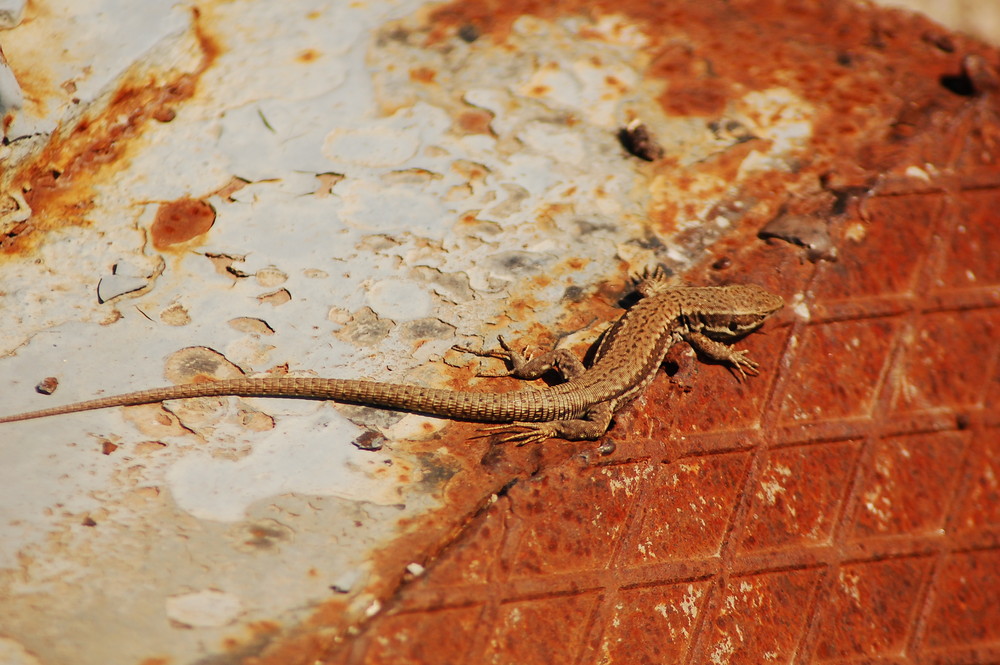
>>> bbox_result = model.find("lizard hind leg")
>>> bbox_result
[480,403,615,445]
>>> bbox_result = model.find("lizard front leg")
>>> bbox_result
[454,335,588,382]
[682,331,760,379]
[483,402,614,445]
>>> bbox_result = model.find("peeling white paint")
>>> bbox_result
[679,585,700,619]
[365,278,435,320]
[0,1,810,663]
[166,412,404,522]
[709,634,735,665]
[165,589,244,628]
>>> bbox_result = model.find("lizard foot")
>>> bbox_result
[478,408,612,445]
[729,350,760,381]
[479,422,558,446]
[453,336,534,378]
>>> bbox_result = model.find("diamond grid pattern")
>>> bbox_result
[322,121,1000,664]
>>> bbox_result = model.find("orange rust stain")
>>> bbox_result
[409,66,436,83]
[222,620,283,653]
[578,25,609,42]
[247,350,576,665]
[648,198,680,235]
[534,202,570,232]
[190,6,222,66]
[305,598,352,628]
[2,6,220,256]
[426,0,562,44]
[187,374,227,386]
[152,107,177,123]
[604,74,628,95]
[451,160,489,181]
[533,275,553,290]
[506,295,542,320]
[138,659,169,665]
[150,198,216,250]
[457,211,483,225]
[659,85,730,117]
[247,620,281,636]
[456,109,493,135]
[708,137,773,183]
[426,0,986,179]
[297,48,320,63]
[213,176,252,201]
[245,616,347,665]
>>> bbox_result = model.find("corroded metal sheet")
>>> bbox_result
[3,0,997,664]
[317,1,1000,664]
[0,0,797,663]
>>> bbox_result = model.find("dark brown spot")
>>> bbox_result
[35,377,59,395]
[618,121,664,161]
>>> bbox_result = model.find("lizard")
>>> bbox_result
[0,269,784,444]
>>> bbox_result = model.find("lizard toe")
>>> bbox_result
[481,422,556,445]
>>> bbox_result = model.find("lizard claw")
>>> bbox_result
[480,422,557,446]
[728,350,760,381]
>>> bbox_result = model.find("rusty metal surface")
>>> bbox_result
[312,1,998,664]
[0,0,998,664]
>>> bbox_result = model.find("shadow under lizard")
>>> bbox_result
[0,270,784,444]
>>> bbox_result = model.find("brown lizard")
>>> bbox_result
[0,269,783,444]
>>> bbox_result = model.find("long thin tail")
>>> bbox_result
[0,376,566,424]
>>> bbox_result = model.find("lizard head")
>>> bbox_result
[695,284,785,341]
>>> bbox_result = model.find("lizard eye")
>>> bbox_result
[728,321,741,332]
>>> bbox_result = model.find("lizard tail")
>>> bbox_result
[0,376,563,424]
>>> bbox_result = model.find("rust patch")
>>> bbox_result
[34,376,58,395]
[3,73,200,256]
[455,109,493,135]
[1,7,219,255]
[152,108,177,123]
[426,0,995,236]
[150,198,216,250]
[297,48,320,63]
[409,65,436,83]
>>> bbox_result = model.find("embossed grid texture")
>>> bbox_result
[329,187,999,665]
[322,51,1000,665]
[307,1,1000,663]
